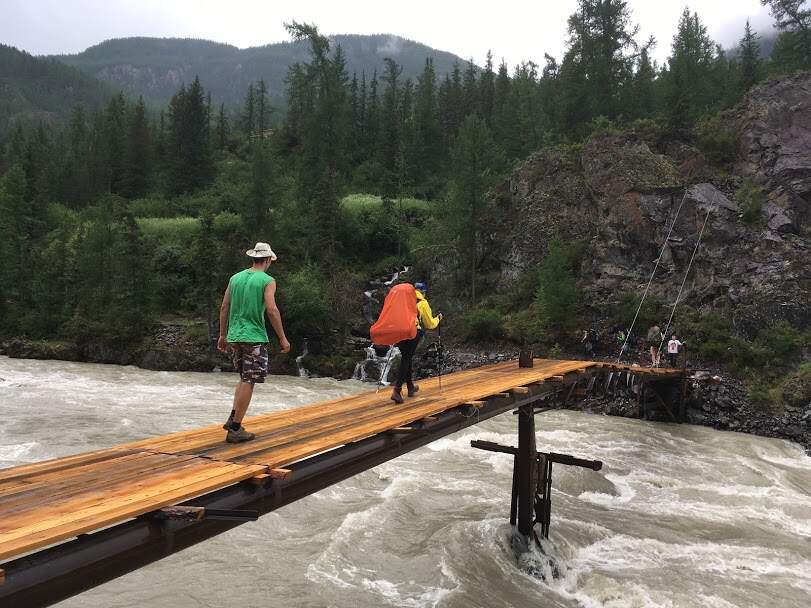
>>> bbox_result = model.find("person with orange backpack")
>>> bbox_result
[370,282,442,404]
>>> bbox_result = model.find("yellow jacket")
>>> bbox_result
[416,290,440,330]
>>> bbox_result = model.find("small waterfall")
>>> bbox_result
[353,345,400,384]
[295,339,310,378]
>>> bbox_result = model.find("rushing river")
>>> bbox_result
[1,356,810,608]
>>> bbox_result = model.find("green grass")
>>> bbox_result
[136,217,201,245]
[341,193,431,214]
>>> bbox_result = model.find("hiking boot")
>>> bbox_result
[407,383,420,398]
[222,416,234,431]
[390,387,404,404]
[226,425,256,444]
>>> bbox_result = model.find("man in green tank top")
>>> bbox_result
[217,242,290,443]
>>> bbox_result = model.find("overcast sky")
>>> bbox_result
[3,0,776,67]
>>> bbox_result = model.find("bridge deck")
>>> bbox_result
[0,359,680,564]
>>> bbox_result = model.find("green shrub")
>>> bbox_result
[612,292,666,333]
[342,193,430,214]
[629,117,663,140]
[504,309,543,345]
[460,308,505,341]
[275,266,333,339]
[588,116,619,137]
[548,343,565,359]
[184,323,211,347]
[695,114,737,164]
[212,211,243,238]
[780,363,811,408]
[533,236,585,335]
[736,179,765,225]
[137,217,200,247]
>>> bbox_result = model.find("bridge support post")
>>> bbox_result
[515,405,537,538]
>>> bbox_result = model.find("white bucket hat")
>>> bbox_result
[246,242,277,260]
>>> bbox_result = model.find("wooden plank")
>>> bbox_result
[0,460,266,561]
[510,387,530,395]
[464,401,487,408]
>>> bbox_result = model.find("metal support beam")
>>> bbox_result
[516,405,537,537]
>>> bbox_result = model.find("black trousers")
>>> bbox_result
[667,352,678,367]
[394,334,422,389]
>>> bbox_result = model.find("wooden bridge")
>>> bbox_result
[0,358,684,607]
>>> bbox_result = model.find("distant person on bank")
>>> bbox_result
[667,335,684,368]
[391,282,442,404]
[218,242,290,443]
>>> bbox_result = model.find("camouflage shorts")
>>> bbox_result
[229,343,269,384]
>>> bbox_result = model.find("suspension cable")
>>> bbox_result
[657,188,718,363]
[616,187,688,362]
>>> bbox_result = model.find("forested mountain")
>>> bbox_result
[0,44,112,141]
[52,35,469,105]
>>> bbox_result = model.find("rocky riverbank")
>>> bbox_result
[2,330,809,453]
[563,369,811,453]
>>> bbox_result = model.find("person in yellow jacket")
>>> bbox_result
[391,282,442,403]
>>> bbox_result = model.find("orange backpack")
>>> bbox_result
[370,283,418,346]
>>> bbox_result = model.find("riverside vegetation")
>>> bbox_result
[0,2,809,416]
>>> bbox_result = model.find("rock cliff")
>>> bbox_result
[491,72,811,334]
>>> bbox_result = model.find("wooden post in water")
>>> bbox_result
[516,405,537,537]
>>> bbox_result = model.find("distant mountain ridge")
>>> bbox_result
[0,44,112,141]
[51,35,471,105]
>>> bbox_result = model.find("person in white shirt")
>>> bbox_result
[667,335,683,367]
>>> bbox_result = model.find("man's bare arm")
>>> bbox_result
[217,286,231,353]
[264,281,291,353]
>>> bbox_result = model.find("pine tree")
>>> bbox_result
[761,0,811,68]
[633,47,657,118]
[414,58,440,193]
[243,82,256,136]
[561,0,643,126]
[365,71,380,164]
[445,115,502,303]
[102,93,127,194]
[256,79,269,133]
[166,77,214,195]
[492,59,512,145]
[121,96,151,198]
[0,165,29,331]
[379,58,402,197]
[739,20,762,93]
[285,22,351,259]
[73,199,152,342]
[216,103,229,150]
[246,141,274,236]
[64,105,91,204]
[479,51,496,124]
[357,72,368,157]
[462,59,479,118]
[665,8,717,133]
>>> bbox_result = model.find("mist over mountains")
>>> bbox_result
[51,35,470,105]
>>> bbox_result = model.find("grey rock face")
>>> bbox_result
[736,72,811,198]
[490,73,811,334]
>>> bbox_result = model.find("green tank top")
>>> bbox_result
[226,269,274,343]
